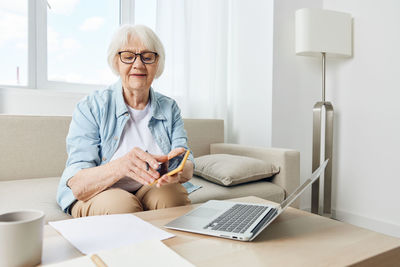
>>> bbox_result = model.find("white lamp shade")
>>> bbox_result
[296,8,352,57]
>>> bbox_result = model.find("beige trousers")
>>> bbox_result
[71,183,190,218]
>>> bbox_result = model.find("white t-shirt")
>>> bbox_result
[110,102,163,192]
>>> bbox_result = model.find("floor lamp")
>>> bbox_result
[295,8,352,215]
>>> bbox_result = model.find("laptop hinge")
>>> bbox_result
[250,208,277,234]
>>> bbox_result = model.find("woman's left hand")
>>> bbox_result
[155,147,186,187]
[156,171,182,187]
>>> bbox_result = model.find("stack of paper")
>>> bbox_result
[45,239,194,267]
[49,214,174,254]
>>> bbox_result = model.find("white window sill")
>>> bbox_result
[0,81,111,96]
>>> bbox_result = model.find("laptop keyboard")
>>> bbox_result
[204,204,269,234]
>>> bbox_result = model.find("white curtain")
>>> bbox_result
[153,0,231,120]
[153,0,274,147]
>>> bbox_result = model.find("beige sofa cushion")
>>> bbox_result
[0,116,71,181]
[189,176,285,204]
[194,154,279,186]
[0,177,71,222]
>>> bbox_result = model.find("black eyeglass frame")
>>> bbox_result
[118,51,159,64]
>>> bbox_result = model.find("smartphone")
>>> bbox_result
[150,150,190,186]
[156,149,190,176]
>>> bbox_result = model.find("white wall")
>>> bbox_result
[323,0,400,237]
[272,0,400,237]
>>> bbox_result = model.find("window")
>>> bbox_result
[47,0,119,85]
[0,1,28,86]
[0,0,157,91]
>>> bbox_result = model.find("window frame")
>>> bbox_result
[0,0,136,92]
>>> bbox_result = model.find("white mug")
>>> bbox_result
[0,210,45,267]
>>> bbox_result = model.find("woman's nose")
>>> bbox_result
[132,56,145,69]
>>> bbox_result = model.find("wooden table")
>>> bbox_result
[41,196,400,266]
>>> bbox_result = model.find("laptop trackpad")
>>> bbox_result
[187,207,221,218]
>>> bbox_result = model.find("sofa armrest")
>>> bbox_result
[210,143,300,207]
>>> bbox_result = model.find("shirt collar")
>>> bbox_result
[114,79,166,121]
[149,87,166,121]
[115,79,128,118]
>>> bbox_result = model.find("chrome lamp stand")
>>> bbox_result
[311,52,333,216]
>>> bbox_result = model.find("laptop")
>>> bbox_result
[165,159,328,241]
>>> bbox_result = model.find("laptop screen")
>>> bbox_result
[279,159,328,210]
[280,179,313,209]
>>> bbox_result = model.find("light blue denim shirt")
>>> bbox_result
[56,79,194,213]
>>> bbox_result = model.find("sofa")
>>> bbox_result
[0,115,300,223]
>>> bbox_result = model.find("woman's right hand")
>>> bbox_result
[114,147,166,185]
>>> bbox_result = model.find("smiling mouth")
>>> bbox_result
[130,74,147,77]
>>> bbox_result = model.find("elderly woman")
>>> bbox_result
[56,25,194,217]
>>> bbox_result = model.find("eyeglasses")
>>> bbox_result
[118,51,158,64]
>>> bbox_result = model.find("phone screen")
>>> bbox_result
[156,153,185,176]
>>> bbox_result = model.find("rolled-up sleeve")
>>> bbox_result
[56,96,102,213]
[170,102,195,164]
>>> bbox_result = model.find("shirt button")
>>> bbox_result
[102,157,107,161]
[125,113,129,116]
[113,136,118,140]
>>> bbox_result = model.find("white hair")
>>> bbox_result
[107,24,165,78]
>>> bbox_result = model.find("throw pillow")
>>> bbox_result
[194,154,279,186]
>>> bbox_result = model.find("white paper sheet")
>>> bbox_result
[44,239,194,267]
[49,214,175,255]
